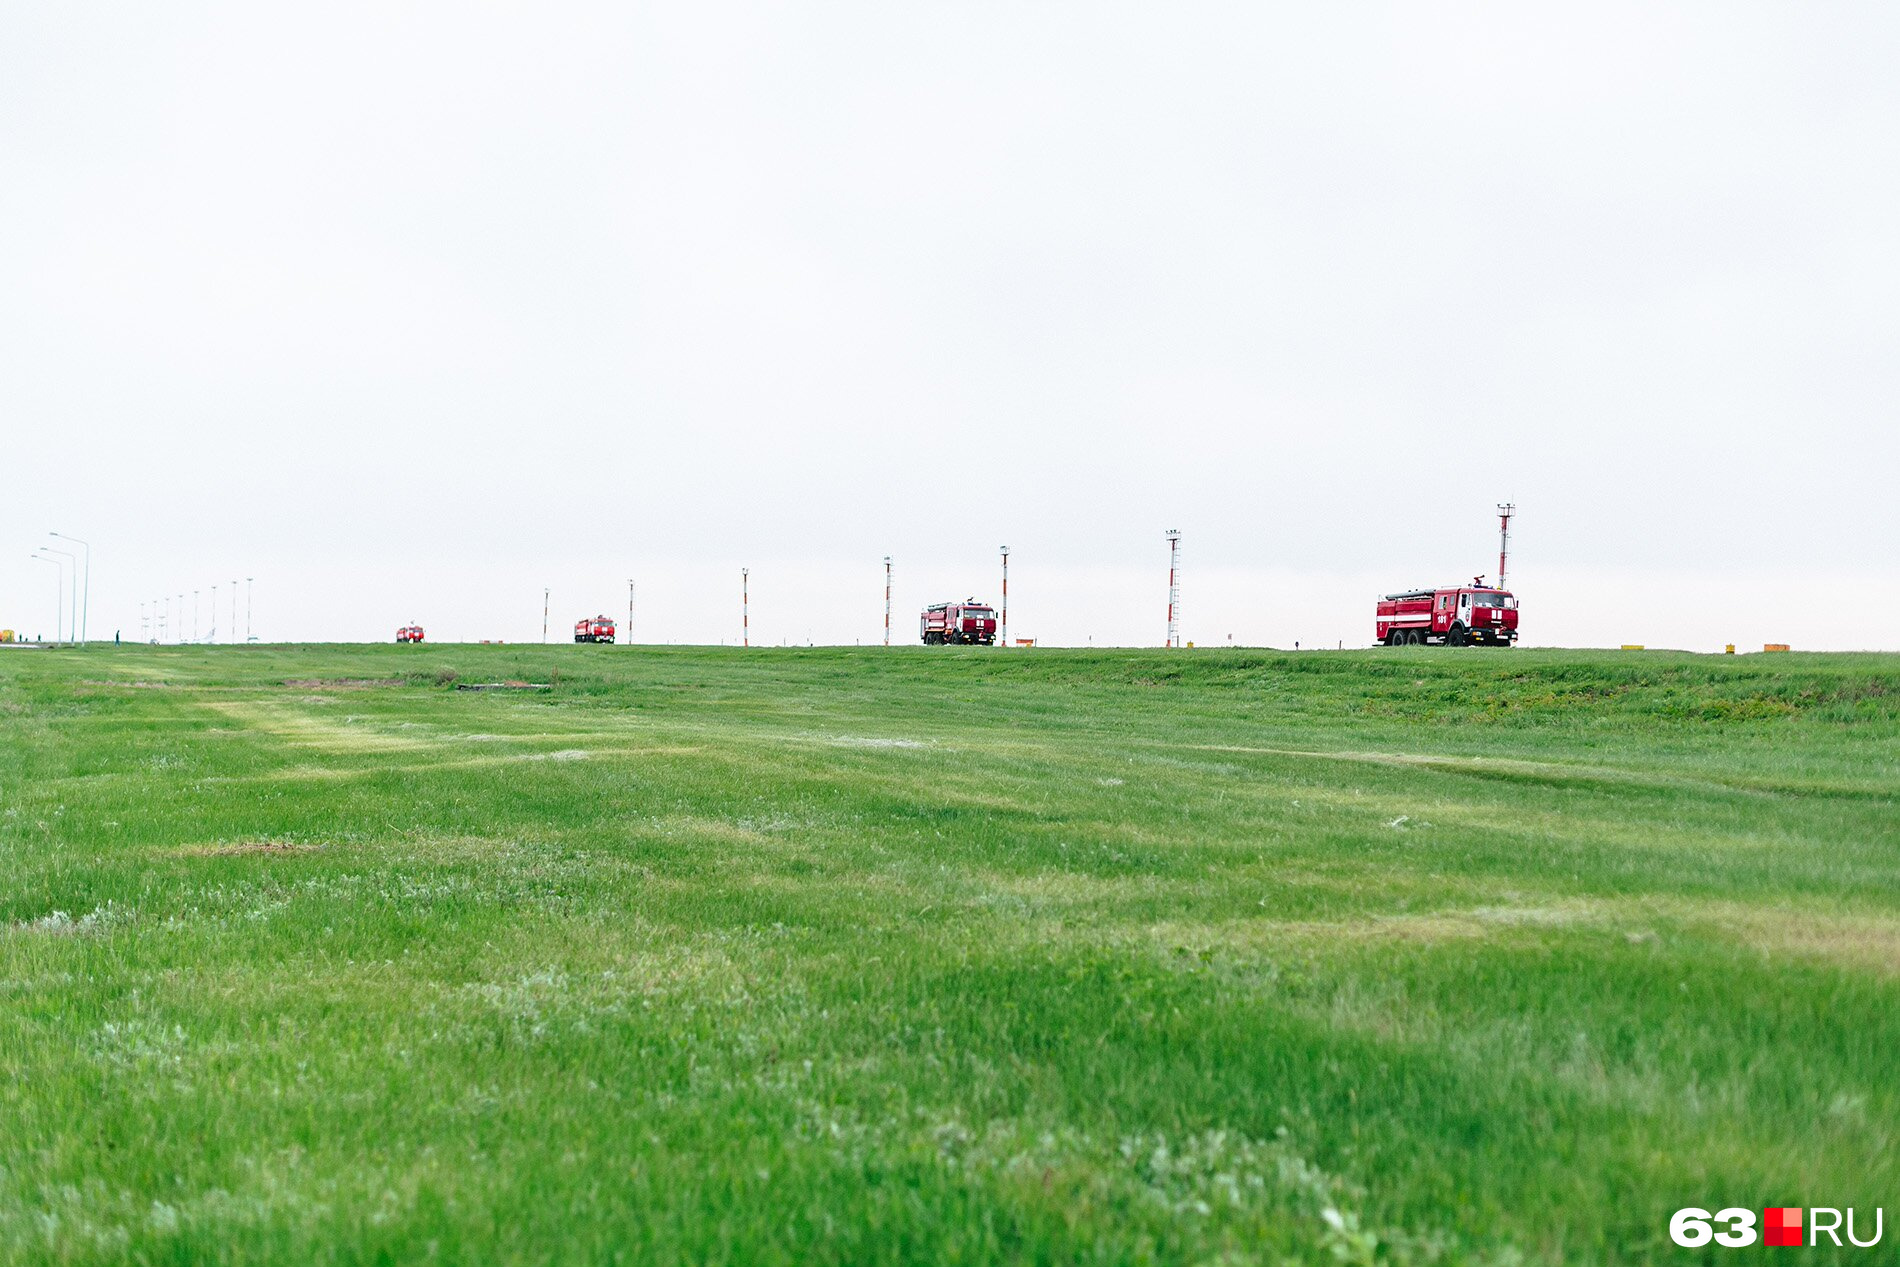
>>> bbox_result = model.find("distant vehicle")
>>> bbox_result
[921,599,997,646]
[1377,580,1518,646]
[574,615,617,644]
[396,625,425,643]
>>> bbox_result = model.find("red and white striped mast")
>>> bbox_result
[1165,529,1182,648]
[998,546,1009,647]
[1496,503,1515,589]
[742,568,750,647]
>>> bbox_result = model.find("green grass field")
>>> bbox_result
[2,644,1896,1265]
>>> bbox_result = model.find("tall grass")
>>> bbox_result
[0,645,1895,1264]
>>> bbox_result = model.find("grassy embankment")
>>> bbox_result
[1,645,1896,1264]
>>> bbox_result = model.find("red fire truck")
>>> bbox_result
[574,615,617,644]
[396,625,425,643]
[1376,580,1519,646]
[921,599,997,645]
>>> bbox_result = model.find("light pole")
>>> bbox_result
[193,590,200,644]
[49,532,89,645]
[162,595,170,643]
[627,579,635,646]
[883,556,892,647]
[42,546,78,645]
[542,588,549,643]
[998,546,1009,648]
[245,578,253,642]
[30,556,63,643]
[211,584,218,643]
[140,600,148,643]
[742,569,749,648]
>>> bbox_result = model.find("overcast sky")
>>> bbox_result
[3,3,1895,650]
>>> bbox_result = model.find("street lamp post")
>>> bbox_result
[49,533,89,645]
[193,590,200,644]
[883,556,892,647]
[211,584,219,643]
[742,569,749,648]
[627,579,635,647]
[42,547,78,645]
[30,556,63,643]
[245,578,253,642]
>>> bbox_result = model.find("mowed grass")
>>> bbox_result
[1,644,1896,1265]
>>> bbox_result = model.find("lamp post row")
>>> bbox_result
[140,578,247,644]
[22,531,262,648]
[20,541,1052,649]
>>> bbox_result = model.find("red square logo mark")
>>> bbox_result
[1764,1207,1803,1247]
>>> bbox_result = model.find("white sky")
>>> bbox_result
[3,4,1896,651]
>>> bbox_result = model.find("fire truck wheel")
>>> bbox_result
[1404,630,1422,646]
[1448,623,1469,646]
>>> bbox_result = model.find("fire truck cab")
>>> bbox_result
[1376,580,1518,646]
[396,625,425,643]
[574,615,617,644]
[921,599,997,645]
